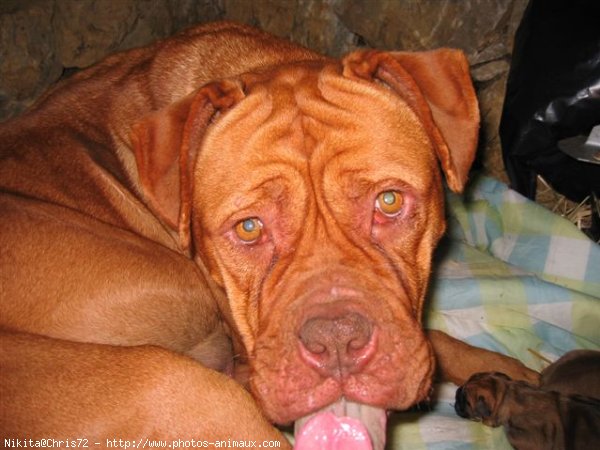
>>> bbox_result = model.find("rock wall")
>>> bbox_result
[0,0,529,181]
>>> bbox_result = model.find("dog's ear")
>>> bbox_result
[475,395,493,419]
[131,80,245,250]
[342,50,479,192]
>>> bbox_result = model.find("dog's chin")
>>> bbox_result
[293,399,387,450]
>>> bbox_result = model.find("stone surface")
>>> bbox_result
[223,0,357,56]
[53,0,139,68]
[0,1,61,118]
[0,0,530,182]
[335,0,525,57]
[0,0,224,119]
[51,0,226,68]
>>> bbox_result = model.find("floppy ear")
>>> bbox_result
[130,80,245,250]
[475,395,493,419]
[342,49,480,192]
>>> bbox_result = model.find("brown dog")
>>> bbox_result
[455,350,600,450]
[0,22,537,449]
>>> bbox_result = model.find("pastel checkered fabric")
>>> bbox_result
[389,175,599,450]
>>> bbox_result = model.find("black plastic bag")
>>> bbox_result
[500,0,600,202]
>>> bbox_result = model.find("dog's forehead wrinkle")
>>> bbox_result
[231,69,429,200]
[292,108,435,200]
[295,209,375,272]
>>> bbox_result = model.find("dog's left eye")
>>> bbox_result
[375,190,404,217]
[234,217,263,243]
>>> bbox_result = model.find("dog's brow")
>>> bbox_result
[219,172,300,220]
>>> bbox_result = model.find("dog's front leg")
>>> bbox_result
[0,329,291,448]
[427,329,540,385]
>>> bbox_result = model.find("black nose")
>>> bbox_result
[454,386,468,417]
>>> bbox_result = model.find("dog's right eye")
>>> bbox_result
[234,217,263,243]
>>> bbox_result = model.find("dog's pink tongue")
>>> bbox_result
[294,412,373,450]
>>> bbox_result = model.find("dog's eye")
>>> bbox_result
[234,217,263,243]
[375,190,404,217]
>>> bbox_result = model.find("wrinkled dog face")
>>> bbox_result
[193,63,447,424]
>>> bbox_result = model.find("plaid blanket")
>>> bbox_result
[389,175,600,449]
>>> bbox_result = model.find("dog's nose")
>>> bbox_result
[298,312,375,377]
[454,386,468,417]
